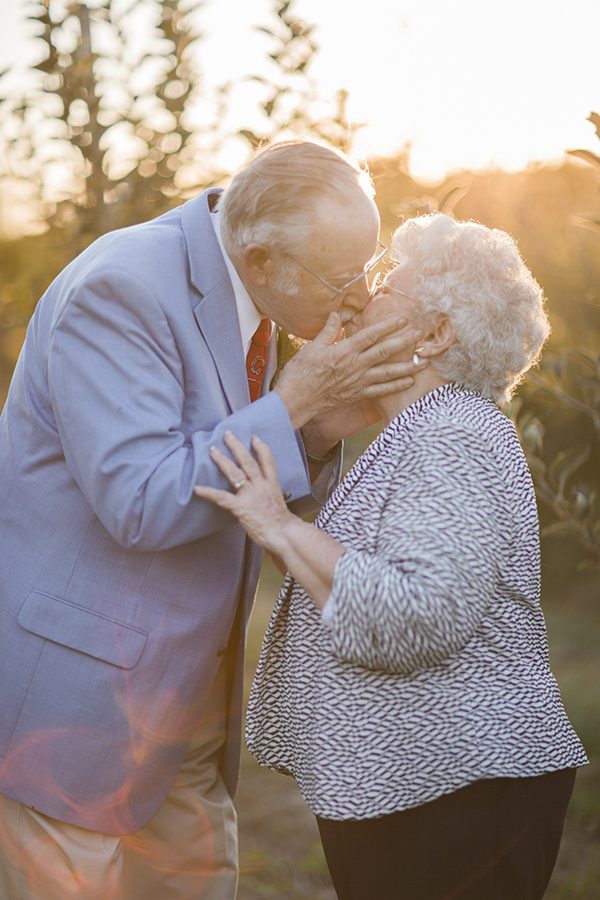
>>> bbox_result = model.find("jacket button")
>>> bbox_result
[216,645,227,657]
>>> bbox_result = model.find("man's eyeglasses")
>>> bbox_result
[286,241,388,296]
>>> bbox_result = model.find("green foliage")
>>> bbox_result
[0,0,355,241]
[0,0,216,247]
[516,115,600,575]
[568,112,600,235]
[0,0,354,397]
[512,347,600,572]
[238,1,357,152]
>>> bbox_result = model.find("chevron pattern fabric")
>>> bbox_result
[246,383,588,820]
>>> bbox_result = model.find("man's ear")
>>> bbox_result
[241,244,273,288]
[419,315,455,359]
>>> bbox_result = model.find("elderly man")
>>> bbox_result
[0,140,420,898]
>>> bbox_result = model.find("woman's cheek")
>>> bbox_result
[363,296,404,327]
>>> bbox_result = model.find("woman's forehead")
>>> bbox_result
[306,195,379,269]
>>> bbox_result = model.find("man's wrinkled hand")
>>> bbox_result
[275,311,426,430]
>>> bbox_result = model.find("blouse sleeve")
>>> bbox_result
[323,417,511,674]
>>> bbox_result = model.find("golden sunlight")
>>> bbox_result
[1,0,599,180]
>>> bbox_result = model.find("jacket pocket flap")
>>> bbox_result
[18,591,148,669]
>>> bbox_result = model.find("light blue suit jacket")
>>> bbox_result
[0,190,323,834]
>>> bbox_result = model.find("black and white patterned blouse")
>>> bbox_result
[246,383,588,821]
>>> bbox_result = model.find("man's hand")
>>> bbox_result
[274,311,425,431]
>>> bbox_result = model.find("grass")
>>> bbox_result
[236,555,600,899]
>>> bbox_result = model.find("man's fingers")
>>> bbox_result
[366,358,428,384]
[359,330,425,365]
[311,311,344,347]
[345,314,408,353]
[251,435,279,482]
[362,377,416,399]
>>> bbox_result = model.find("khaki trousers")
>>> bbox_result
[0,661,238,899]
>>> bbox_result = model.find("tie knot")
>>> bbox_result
[253,319,271,347]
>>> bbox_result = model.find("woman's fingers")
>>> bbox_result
[357,327,424,366]
[251,434,279,482]
[223,431,262,480]
[343,314,408,354]
[208,432,278,495]
[193,484,237,510]
[209,444,247,488]
[196,435,290,551]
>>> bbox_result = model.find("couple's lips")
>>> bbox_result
[342,318,361,337]
[343,307,378,336]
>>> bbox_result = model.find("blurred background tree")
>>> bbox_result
[0,0,354,391]
[0,0,215,386]
[236,0,357,152]
[1,0,213,241]
[512,114,600,576]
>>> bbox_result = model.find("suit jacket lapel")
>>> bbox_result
[194,279,249,412]
[181,189,249,412]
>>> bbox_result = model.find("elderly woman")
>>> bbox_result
[194,214,587,900]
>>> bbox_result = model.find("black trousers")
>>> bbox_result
[316,768,576,900]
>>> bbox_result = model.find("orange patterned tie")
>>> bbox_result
[246,319,271,402]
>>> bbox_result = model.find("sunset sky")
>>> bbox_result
[1,0,599,180]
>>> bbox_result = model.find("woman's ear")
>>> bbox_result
[418,315,455,360]
[241,244,272,288]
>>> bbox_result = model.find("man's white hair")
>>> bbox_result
[218,139,375,253]
[392,214,551,405]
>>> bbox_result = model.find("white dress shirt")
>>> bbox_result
[210,210,276,390]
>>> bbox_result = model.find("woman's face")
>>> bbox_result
[347,264,424,359]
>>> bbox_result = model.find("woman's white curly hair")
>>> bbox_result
[391,214,551,404]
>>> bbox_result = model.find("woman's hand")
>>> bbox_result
[195,432,346,607]
[193,431,295,552]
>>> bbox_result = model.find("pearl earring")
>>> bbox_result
[412,347,425,367]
